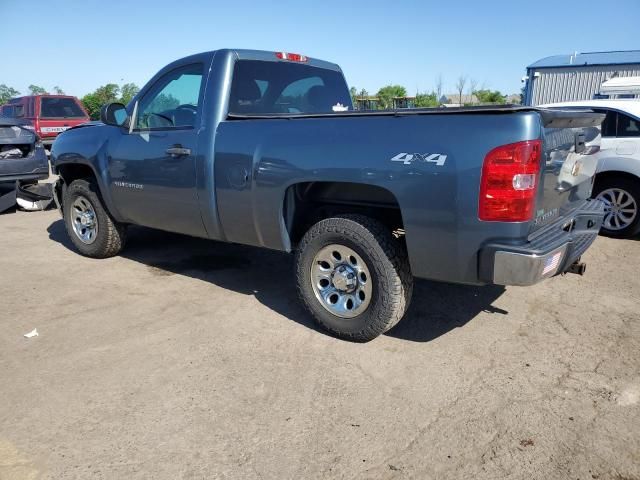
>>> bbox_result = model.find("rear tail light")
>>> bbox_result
[479,139,541,222]
[275,52,308,62]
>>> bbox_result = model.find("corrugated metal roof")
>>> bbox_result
[528,50,640,69]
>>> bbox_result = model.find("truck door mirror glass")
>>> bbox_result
[100,102,128,127]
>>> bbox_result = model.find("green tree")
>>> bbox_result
[355,88,369,109]
[435,74,443,102]
[474,89,506,104]
[455,75,467,106]
[53,86,65,95]
[81,83,120,120]
[28,84,48,95]
[148,93,180,112]
[0,84,20,104]
[349,86,358,109]
[467,78,478,105]
[120,83,140,105]
[376,85,407,110]
[414,91,439,108]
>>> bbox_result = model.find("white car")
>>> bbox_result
[542,100,640,238]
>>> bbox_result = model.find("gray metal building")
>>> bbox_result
[523,50,640,106]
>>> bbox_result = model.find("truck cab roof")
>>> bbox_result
[159,49,343,74]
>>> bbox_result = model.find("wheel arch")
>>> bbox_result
[57,162,98,185]
[281,181,406,250]
[594,170,640,191]
[56,161,122,221]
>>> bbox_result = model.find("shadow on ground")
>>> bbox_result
[47,219,506,342]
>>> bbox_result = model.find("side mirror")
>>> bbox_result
[100,103,128,127]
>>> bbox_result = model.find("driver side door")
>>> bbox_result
[108,63,207,237]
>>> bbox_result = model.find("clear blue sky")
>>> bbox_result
[1,0,638,98]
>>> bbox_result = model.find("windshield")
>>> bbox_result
[40,97,86,118]
[228,60,351,115]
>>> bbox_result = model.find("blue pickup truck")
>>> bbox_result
[51,49,605,341]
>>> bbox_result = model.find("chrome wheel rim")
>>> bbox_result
[71,196,98,244]
[310,244,372,318]
[596,188,637,231]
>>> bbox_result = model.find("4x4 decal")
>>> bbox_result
[390,152,447,166]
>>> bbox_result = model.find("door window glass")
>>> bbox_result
[228,60,351,115]
[40,97,85,118]
[599,110,617,137]
[135,63,203,129]
[616,113,640,137]
[275,76,324,113]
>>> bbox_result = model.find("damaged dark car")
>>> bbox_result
[0,118,51,212]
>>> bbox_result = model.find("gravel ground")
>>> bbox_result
[0,209,638,480]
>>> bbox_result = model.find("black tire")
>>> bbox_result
[63,178,127,258]
[295,214,413,342]
[593,176,640,238]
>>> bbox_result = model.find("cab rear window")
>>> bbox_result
[40,97,86,118]
[228,60,351,115]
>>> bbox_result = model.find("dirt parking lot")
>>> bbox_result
[1,209,638,480]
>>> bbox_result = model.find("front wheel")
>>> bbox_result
[63,178,127,258]
[594,176,640,238]
[295,215,413,342]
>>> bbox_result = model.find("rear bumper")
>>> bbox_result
[0,172,49,182]
[479,199,604,286]
[0,147,49,182]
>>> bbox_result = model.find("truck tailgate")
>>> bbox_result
[37,96,89,142]
[38,118,86,141]
[532,109,605,233]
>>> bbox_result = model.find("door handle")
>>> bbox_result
[166,145,191,157]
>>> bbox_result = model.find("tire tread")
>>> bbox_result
[593,176,640,238]
[295,214,412,342]
[63,178,126,258]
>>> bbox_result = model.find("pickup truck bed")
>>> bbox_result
[50,48,605,341]
[215,105,603,285]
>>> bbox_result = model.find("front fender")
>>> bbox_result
[51,125,124,222]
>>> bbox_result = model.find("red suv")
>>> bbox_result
[0,95,89,147]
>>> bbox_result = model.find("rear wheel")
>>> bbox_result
[295,215,413,342]
[594,176,640,238]
[63,179,127,258]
